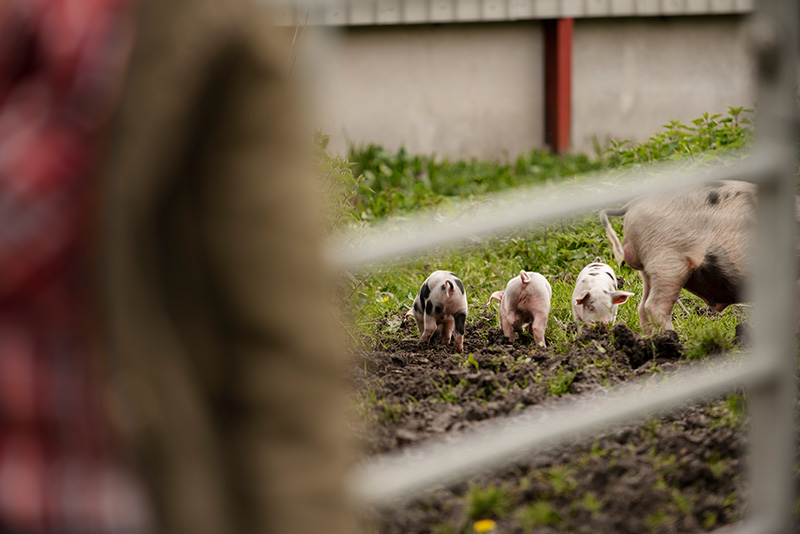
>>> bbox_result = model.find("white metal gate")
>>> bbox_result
[325,0,798,531]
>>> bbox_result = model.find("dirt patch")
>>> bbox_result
[350,311,751,533]
[369,406,745,534]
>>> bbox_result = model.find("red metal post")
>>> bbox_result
[544,18,573,154]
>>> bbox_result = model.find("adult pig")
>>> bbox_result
[600,180,795,333]
[572,257,633,324]
[489,270,552,346]
[405,270,468,352]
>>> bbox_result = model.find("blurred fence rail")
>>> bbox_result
[314,0,797,531]
[263,0,754,27]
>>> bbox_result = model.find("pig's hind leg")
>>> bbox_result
[419,314,439,344]
[453,312,466,353]
[430,323,445,344]
[440,316,455,346]
[528,313,548,347]
[641,264,684,334]
[413,314,425,337]
[501,312,517,342]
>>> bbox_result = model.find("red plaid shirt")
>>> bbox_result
[0,0,150,531]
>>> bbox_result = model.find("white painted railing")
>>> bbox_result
[327,0,797,531]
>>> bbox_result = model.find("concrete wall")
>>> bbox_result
[312,15,753,159]
[572,16,754,153]
[314,22,544,159]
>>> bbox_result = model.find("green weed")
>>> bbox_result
[430,377,459,403]
[645,509,672,531]
[707,451,729,479]
[431,523,455,534]
[548,369,577,396]
[722,492,738,509]
[703,510,719,529]
[686,325,735,360]
[544,466,578,494]
[580,492,604,515]
[601,107,752,167]
[460,352,480,371]
[466,485,514,520]
[670,488,695,515]
[349,145,604,220]
[590,440,610,458]
[519,501,562,529]
[707,393,747,430]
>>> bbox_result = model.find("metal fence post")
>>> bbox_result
[749,0,798,532]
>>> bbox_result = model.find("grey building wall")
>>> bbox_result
[315,22,544,159]
[311,14,753,159]
[572,16,754,154]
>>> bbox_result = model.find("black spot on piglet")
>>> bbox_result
[454,312,467,335]
[454,278,465,295]
[707,190,720,206]
[684,246,741,308]
[434,303,443,315]
[420,282,431,302]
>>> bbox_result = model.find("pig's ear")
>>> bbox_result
[488,291,504,306]
[611,291,634,305]
[594,256,602,263]
[519,270,531,284]
[446,280,456,295]
[575,290,591,306]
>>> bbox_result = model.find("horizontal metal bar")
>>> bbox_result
[327,152,776,270]
[348,353,775,508]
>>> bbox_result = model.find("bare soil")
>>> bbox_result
[349,311,755,533]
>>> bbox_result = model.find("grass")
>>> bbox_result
[519,501,563,529]
[466,485,514,520]
[547,368,577,396]
[645,509,673,531]
[543,466,578,494]
[685,323,737,360]
[579,492,604,515]
[349,145,604,220]
[707,393,747,430]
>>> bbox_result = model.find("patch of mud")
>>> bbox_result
[370,404,746,534]
[608,323,684,370]
[351,310,751,533]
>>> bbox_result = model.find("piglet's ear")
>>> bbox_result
[445,280,456,296]
[593,256,602,263]
[575,290,591,306]
[611,291,634,305]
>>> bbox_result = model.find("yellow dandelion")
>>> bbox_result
[473,519,497,533]
[381,296,391,303]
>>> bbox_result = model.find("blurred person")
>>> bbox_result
[0,0,151,532]
[103,1,353,534]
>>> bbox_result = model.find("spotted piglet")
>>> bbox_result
[405,270,468,352]
[572,257,634,324]
[488,270,552,346]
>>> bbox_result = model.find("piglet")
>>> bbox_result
[572,257,634,324]
[488,270,552,346]
[405,270,468,352]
